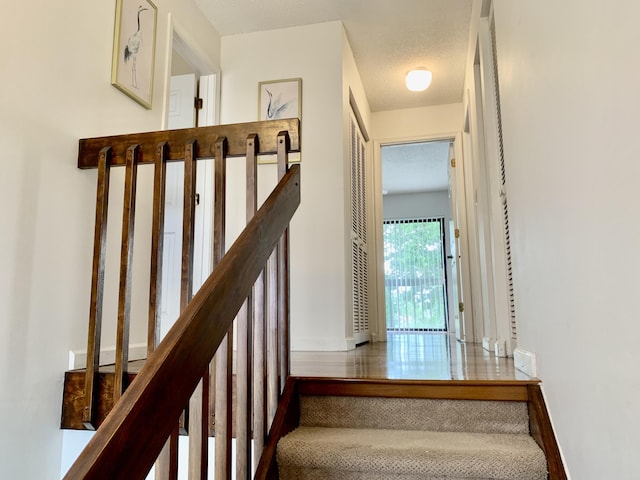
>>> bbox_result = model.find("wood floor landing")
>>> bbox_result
[291,333,530,381]
[61,333,531,430]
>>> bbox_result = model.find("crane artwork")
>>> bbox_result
[123,5,149,89]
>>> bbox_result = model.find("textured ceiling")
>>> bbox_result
[382,141,450,195]
[195,0,473,112]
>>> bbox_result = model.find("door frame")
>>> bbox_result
[163,14,220,129]
[157,17,221,337]
[371,132,472,343]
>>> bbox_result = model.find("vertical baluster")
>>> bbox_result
[83,146,111,429]
[114,144,139,403]
[181,141,197,311]
[266,251,278,429]
[148,142,167,355]
[235,135,257,479]
[251,137,267,466]
[253,262,267,466]
[276,132,291,390]
[151,144,178,480]
[188,375,209,480]
[265,133,286,426]
[213,137,232,480]
[207,147,223,451]
[179,140,210,480]
[155,424,179,480]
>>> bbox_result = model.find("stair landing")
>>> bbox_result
[61,333,527,430]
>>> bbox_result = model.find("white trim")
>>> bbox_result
[293,338,355,352]
[69,342,148,371]
[513,347,537,377]
[372,139,386,342]
[171,17,218,75]
[477,16,514,355]
[199,74,218,126]
[349,89,370,141]
[372,131,462,343]
[482,336,496,352]
[369,131,477,342]
[375,131,459,147]
[494,337,507,357]
[162,13,221,129]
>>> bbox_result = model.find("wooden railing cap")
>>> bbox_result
[78,118,300,169]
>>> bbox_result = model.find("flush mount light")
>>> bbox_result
[406,68,432,92]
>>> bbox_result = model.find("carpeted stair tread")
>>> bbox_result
[300,395,530,434]
[277,426,547,480]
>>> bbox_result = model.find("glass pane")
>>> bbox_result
[384,218,447,331]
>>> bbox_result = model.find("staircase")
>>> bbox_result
[62,119,566,479]
[257,378,566,480]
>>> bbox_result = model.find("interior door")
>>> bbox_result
[160,73,197,338]
[350,111,370,345]
[449,141,473,342]
[448,219,460,336]
[448,147,464,340]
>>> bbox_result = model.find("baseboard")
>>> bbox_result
[494,338,508,357]
[69,342,148,370]
[482,336,496,352]
[292,337,354,352]
[514,347,537,377]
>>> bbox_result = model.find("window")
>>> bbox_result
[384,218,448,331]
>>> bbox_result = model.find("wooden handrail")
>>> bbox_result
[64,164,301,480]
[78,118,301,168]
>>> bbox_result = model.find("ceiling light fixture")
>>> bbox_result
[406,68,432,92]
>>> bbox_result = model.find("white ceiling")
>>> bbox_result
[195,0,474,112]
[194,0,472,192]
[382,141,450,195]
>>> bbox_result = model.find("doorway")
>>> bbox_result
[159,29,218,339]
[380,140,455,336]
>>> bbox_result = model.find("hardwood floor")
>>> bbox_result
[290,332,531,381]
[61,332,529,430]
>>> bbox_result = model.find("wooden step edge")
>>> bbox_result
[527,384,568,480]
[293,376,541,402]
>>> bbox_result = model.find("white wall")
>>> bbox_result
[0,1,220,478]
[371,103,463,142]
[383,191,451,221]
[491,1,640,477]
[220,22,354,351]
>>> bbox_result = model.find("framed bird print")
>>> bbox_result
[258,78,302,121]
[111,0,158,109]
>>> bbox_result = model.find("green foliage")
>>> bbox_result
[384,219,447,330]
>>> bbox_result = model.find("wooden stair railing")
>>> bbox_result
[65,119,300,480]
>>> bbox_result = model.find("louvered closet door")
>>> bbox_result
[350,113,370,345]
[489,17,517,345]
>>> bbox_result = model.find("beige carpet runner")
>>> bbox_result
[276,395,547,479]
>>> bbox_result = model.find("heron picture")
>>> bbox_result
[258,78,302,121]
[111,0,157,109]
